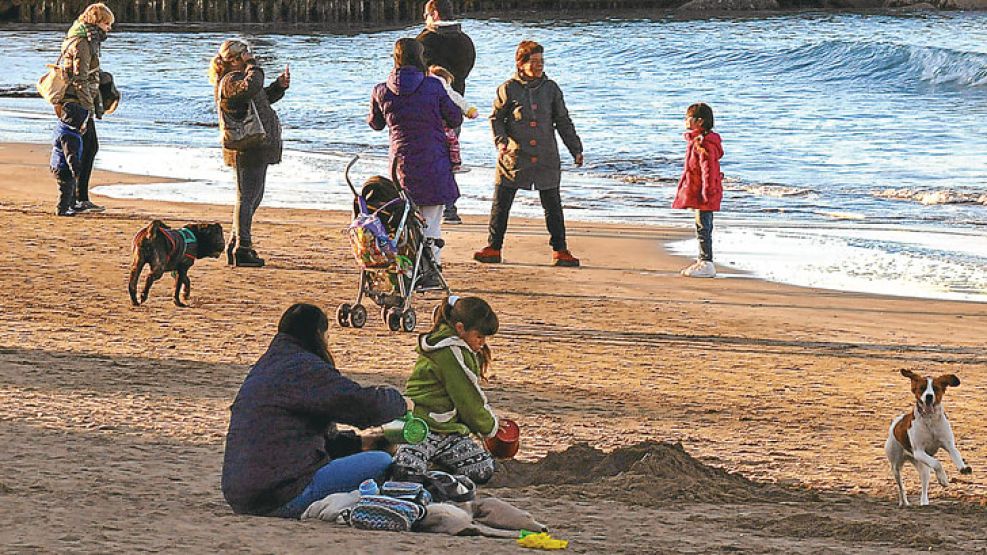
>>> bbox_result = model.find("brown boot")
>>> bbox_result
[473,246,502,264]
[234,248,265,268]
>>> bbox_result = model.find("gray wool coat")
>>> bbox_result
[490,73,582,190]
[216,64,286,167]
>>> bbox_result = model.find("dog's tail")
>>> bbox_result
[148,219,169,242]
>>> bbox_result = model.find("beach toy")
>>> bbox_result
[484,418,520,459]
[518,531,568,550]
[381,412,429,444]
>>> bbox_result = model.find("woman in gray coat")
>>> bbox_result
[209,39,290,268]
[473,40,584,267]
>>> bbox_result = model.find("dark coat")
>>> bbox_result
[221,333,406,516]
[416,22,476,96]
[369,66,462,207]
[671,130,724,211]
[491,73,582,191]
[216,63,286,167]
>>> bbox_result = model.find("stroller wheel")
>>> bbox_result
[350,304,368,328]
[386,309,402,332]
[336,304,352,327]
[401,309,417,333]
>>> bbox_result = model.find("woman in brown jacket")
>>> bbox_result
[58,2,114,213]
[209,39,290,268]
[474,40,584,267]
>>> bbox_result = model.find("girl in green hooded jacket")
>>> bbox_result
[393,296,501,483]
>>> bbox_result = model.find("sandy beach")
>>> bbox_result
[2,141,986,553]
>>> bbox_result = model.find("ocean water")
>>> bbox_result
[1,12,986,301]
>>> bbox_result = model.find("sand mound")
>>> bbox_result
[490,441,808,506]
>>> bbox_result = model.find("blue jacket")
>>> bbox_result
[368,66,462,207]
[221,333,406,516]
[50,121,83,178]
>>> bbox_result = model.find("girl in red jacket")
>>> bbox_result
[672,102,723,278]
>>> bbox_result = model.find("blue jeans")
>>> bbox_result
[695,210,714,261]
[269,451,393,519]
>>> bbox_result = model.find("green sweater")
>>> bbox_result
[404,324,498,438]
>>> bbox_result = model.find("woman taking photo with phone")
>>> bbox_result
[209,39,290,268]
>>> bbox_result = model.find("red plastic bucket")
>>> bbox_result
[484,418,520,459]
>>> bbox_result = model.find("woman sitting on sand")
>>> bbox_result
[221,303,411,518]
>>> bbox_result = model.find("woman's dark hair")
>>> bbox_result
[430,296,499,379]
[687,102,715,132]
[278,303,335,365]
[515,40,544,70]
[393,38,427,73]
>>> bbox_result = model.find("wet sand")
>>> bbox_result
[1,142,986,553]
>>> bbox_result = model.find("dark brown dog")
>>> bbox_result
[129,220,225,307]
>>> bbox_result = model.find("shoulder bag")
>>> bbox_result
[216,74,266,151]
[36,39,80,105]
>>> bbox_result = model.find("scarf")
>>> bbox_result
[67,21,107,50]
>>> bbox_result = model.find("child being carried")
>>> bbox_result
[428,65,478,173]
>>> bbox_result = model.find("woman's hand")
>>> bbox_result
[404,396,415,412]
[574,153,584,167]
[277,64,290,88]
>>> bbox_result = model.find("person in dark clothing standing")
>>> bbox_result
[50,103,89,217]
[416,0,475,224]
[474,40,584,268]
[222,304,410,519]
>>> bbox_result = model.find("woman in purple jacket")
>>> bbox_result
[222,303,410,518]
[369,38,463,269]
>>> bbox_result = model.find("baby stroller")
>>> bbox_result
[336,155,451,332]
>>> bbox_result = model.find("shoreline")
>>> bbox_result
[3,140,987,552]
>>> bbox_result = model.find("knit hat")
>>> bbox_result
[99,71,120,115]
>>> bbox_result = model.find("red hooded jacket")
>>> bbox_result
[671,129,723,211]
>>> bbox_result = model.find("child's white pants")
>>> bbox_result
[420,204,444,265]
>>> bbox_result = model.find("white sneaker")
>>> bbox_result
[679,260,702,276]
[682,260,716,278]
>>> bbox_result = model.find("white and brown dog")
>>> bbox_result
[885,369,972,507]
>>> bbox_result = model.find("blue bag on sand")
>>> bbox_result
[348,495,426,533]
[380,481,432,505]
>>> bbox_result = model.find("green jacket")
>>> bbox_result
[405,324,498,438]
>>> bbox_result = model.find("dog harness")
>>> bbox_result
[133,226,198,264]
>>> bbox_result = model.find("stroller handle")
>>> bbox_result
[344,155,360,197]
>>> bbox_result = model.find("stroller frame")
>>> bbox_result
[336,155,451,332]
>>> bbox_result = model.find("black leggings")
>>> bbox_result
[487,185,567,251]
[76,119,98,202]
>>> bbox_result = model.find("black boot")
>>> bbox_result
[234,247,265,268]
[226,240,236,266]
